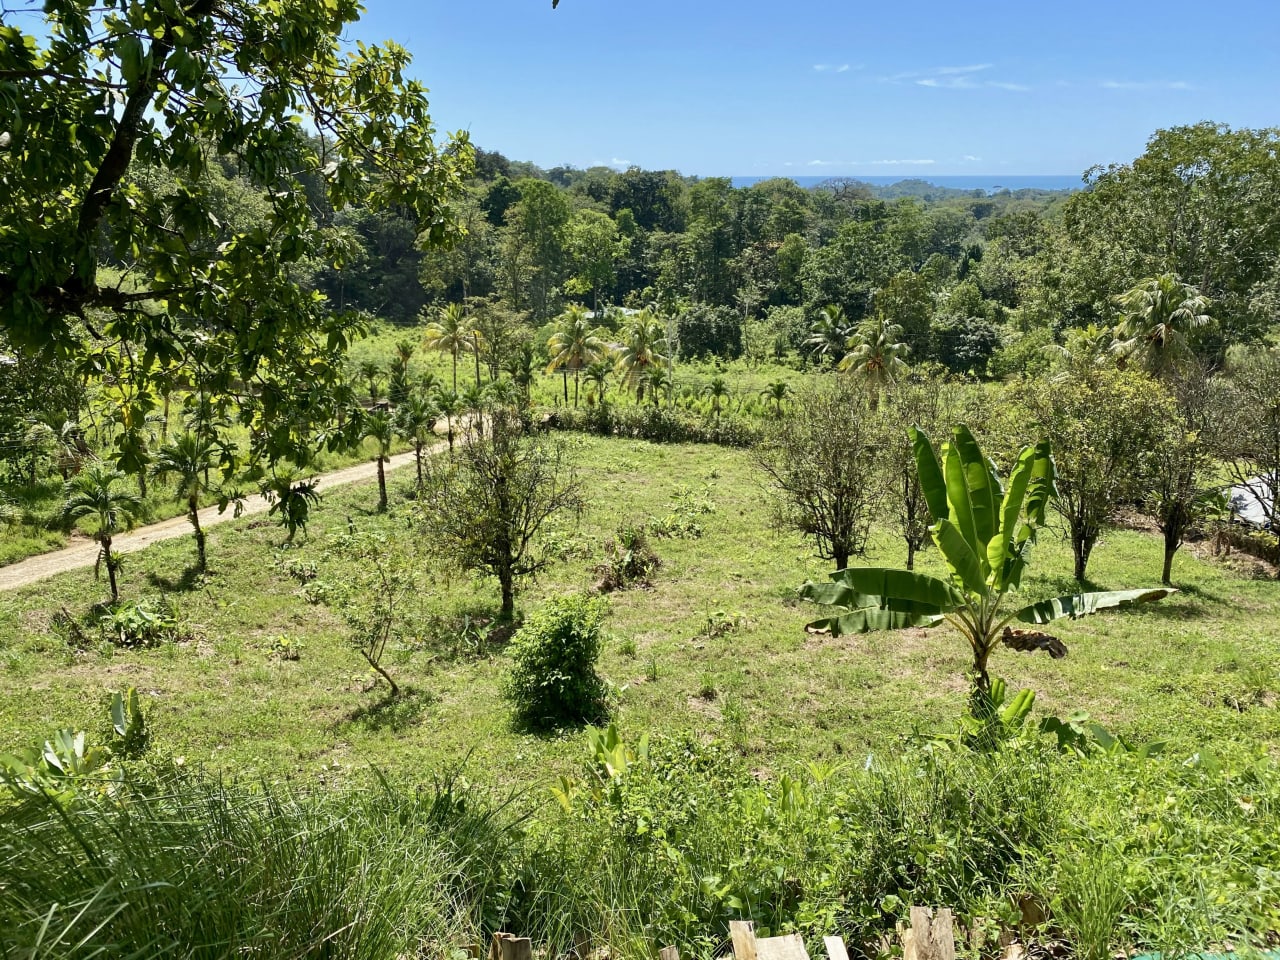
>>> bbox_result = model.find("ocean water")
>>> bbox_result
[730,174,1083,193]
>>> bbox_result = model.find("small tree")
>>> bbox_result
[1147,369,1221,585]
[754,382,881,570]
[418,410,583,619]
[363,410,395,512]
[760,380,791,417]
[395,392,438,494]
[434,386,462,455]
[1213,344,1280,528]
[62,462,142,603]
[877,373,954,570]
[325,531,417,698]
[151,432,225,572]
[1023,366,1169,581]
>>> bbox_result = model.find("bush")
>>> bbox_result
[548,403,761,448]
[594,523,661,593]
[505,594,609,728]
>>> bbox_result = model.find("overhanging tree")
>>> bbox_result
[1,0,471,469]
[800,425,1174,697]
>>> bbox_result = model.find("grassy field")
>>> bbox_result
[2,434,1277,787]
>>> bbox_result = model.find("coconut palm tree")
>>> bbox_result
[804,305,852,368]
[63,462,142,602]
[615,309,669,403]
[645,367,671,408]
[703,376,731,419]
[1111,274,1213,378]
[357,360,382,402]
[434,387,462,455]
[546,304,609,407]
[839,315,911,408]
[395,391,437,494]
[583,360,611,403]
[760,380,791,417]
[363,410,395,512]
[461,382,487,438]
[152,432,220,572]
[423,303,474,392]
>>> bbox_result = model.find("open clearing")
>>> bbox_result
[2,436,1277,787]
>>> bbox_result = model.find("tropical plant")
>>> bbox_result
[702,376,731,419]
[760,380,791,417]
[803,304,851,368]
[614,308,669,402]
[583,359,611,403]
[546,304,609,407]
[1111,274,1213,377]
[260,468,321,544]
[62,462,143,602]
[839,314,911,407]
[357,360,382,402]
[644,366,672,408]
[423,303,474,391]
[395,392,437,494]
[151,432,224,572]
[799,424,1175,698]
[363,410,395,512]
[434,386,462,455]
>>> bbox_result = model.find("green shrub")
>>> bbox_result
[505,594,609,728]
[594,523,661,593]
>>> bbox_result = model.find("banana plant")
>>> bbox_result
[800,424,1175,693]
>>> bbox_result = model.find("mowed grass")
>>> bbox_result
[1,435,1278,789]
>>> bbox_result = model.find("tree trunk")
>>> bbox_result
[573,370,580,408]
[414,441,424,492]
[1162,527,1180,586]
[499,568,515,621]
[190,497,206,572]
[376,457,387,512]
[562,370,569,404]
[833,548,850,571]
[1071,531,1092,582]
[104,539,119,603]
[905,538,916,571]
[451,353,458,392]
[474,347,482,388]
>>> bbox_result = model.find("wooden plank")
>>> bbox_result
[499,937,533,960]
[756,932,810,960]
[659,947,681,960]
[906,907,955,960]
[824,935,851,960]
[730,920,759,960]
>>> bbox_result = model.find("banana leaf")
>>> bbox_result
[806,608,946,635]
[801,567,962,612]
[1014,588,1176,624]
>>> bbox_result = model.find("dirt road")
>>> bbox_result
[0,448,426,593]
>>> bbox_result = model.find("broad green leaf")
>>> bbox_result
[1023,440,1056,527]
[810,567,962,611]
[988,440,1051,591]
[910,427,948,523]
[932,518,990,597]
[806,609,946,636]
[949,425,1002,551]
[1014,588,1176,624]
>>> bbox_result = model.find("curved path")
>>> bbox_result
[0,446,433,593]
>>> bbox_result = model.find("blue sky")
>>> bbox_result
[352,1,1277,177]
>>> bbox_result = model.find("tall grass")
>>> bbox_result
[0,770,517,959]
[2,740,1277,960]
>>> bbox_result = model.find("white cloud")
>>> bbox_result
[799,158,936,168]
[813,63,854,73]
[962,155,982,162]
[936,63,993,75]
[889,63,1026,90]
[590,157,632,170]
[1100,79,1193,90]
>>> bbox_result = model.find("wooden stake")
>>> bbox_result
[823,936,851,960]
[730,920,759,960]
[659,947,681,960]
[755,932,809,960]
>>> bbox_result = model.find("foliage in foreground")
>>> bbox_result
[1,729,1276,960]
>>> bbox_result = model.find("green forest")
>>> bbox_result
[1,2,1280,959]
